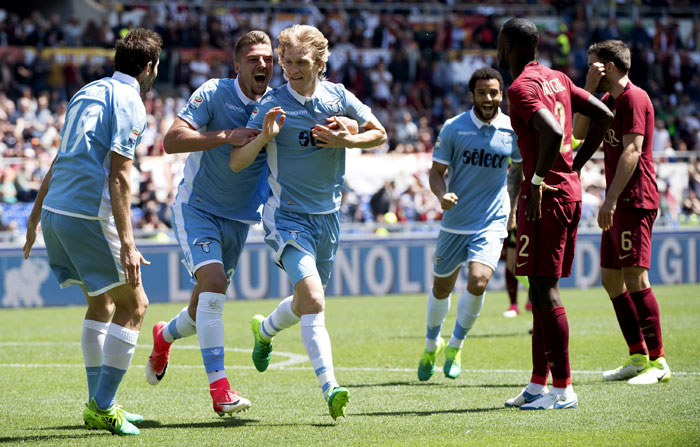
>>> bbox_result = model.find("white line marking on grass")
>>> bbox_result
[2,342,698,376]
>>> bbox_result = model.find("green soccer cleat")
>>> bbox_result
[250,315,273,372]
[83,398,140,436]
[417,337,444,381]
[327,386,350,420]
[628,357,671,385]
[602,353,648,381]
[443,345,462,379]
[117,405,144,424]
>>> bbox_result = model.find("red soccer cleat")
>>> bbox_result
[210,378,251,416]
[145,321,171,385]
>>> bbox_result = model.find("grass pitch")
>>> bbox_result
[1,284,699,446]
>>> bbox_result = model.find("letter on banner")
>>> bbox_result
[365,246,394,295]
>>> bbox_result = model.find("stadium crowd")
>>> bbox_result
[1,4,699,235]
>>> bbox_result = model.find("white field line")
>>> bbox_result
[1,342,699,376]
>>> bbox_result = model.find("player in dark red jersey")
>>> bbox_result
[497,18,613,410]
[573,40,669,385]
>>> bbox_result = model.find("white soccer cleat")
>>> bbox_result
[503,305,519,318]
[505,387,548,408]
[602,353,648,381]
[520,389,578,410]
[628,357,671,385]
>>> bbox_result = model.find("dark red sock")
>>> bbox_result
[530,311,549,386]
[538,306,571,389]
[630,288,664,360]
[611,291,647,356]
[506,268,518,306]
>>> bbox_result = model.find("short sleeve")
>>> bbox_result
[510,131,522,163]
[178,80,216,130]
[568,76,592,113]
[508,81,546,125]
[342,88,373,126]
[620,91,648,136]
[432,122,453,166]
[110,90,145,159]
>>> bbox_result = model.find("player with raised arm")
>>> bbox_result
[229,24,387,420]
[573,40,669,384]
[23,28,161,435]
[143,31,274,416]
[417,67,523,381]
[497,18,613,410]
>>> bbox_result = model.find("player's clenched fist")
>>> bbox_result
[440,192,459,210]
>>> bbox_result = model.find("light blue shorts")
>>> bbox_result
[262,202,339,288]
[171,200,250,280]
[433,227,507,277]
[41,209,124,296]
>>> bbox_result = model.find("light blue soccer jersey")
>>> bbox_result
[43,72,146,219]
[247,82,373,214]
[432,109,521,233]
[177,78,269,223]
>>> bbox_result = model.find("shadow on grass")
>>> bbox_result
[345,381,522,389]
[0,433,99,444]
[137,418,259,429]
[356,406,503,417]
[396,332,528,341]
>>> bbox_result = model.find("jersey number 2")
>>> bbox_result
[553,101,572,153]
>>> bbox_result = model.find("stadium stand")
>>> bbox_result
[0,3,699,240]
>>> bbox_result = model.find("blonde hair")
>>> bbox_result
[277,24,330,80]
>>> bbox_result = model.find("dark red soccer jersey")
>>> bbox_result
[508,61,591,203]
[601,81,659,210]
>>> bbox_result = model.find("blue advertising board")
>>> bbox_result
[1,229,698,308]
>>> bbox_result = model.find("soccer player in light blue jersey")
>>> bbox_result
[417,67,524,382]
[144,31,272,416]
[229,24,387,420]
[23,29,162,436]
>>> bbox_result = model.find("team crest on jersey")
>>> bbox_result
[250,106,260,120]
[325,95,343,113]
[189,95,204,110]
[128,128,140,144]
[195,240,212,253]
[500,131,513,147]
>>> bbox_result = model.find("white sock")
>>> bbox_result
[163,306,196,343]
[261,296,299,341]
[196,292,227,384]
[449,290,485,348]
[300,313,338,398]
[103,323,139,370]
[425,290,450,351]
[525,381,546,395]
[551,385,575,399]
[82,320,109,399]
[82,320,109,368]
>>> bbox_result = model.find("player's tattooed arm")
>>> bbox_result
[507,161,523,229]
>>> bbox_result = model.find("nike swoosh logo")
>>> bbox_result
[155,363,168,381]
[619,254,632,260]
[516,262,528,268]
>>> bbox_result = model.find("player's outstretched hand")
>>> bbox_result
[585,62,605,92]
[23,224,37,259]
[121,243,151,288]
[261,107,285,140]
[440,192,459,210]
[313,117,352,147]
[527,182,558,221]
[597,198,616,231]
[227,128,260,147]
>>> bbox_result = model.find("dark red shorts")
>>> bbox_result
[600,208,656,269]
[514,200,581,278]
